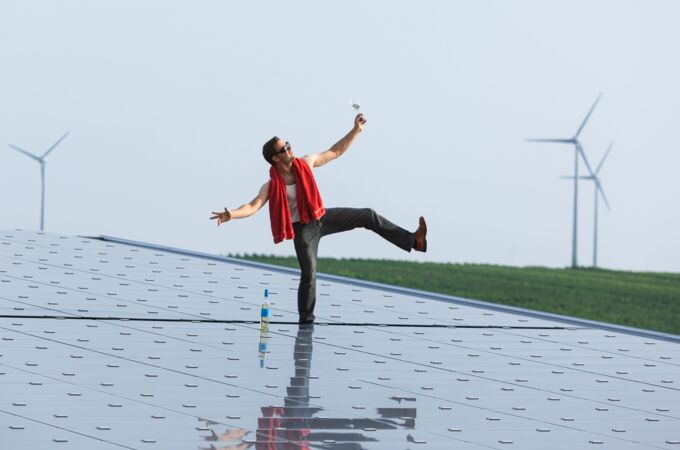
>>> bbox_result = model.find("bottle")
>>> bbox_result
[260,288,270,332]
[258,331,268,368]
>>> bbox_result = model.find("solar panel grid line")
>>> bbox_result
[0,270,248,322]
[0,324,464,446]
[1,318,668,402]
[326,324,670,387]
[0,274,215,320]
[1,409,142,450]
[90,233,680,343]
[3,241,452,326]
[2,238,568,328]
[353,379,668,449]
[489,329,680,369]
[0,310,676,400]
[0,328,664,450]
[0,325,280,398]
[4,318,677,424]
[1,296,674,401]
[38,233,674,341]
[0,330,304,446]
[0,272,564,328]
[3,320,456,422]
[3,233,283,295]
[301,329,680,420]
[5,260,652,358]
[354,327,680,396]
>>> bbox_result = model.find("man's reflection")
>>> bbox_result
[200,325,417,450]
[253,324,416,449]
[199,418,252,450]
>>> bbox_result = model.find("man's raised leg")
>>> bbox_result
[321,207,421,252]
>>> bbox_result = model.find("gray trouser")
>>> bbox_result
[292,208,415,323]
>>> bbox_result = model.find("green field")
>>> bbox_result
[235,254,680,335]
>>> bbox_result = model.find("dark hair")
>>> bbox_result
[262,136,280,165]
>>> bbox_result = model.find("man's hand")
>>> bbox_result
[210,208,232,226]
[354,113,367,132]
[308,114,367,168]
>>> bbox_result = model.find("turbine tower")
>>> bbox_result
[562,143,612,267]
[527,94,602,268]
[8,132,70,231]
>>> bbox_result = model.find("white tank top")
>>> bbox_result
[286,183,301,223]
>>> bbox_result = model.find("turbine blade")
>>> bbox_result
[526,138,574,143]
[577,143,596,177]
[41,131,70,159]
[8,144,41,162]
[595,142,613,175]
[573,93,602,139]
[595,178,610,210]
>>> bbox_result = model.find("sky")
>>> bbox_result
[1,0,679,273]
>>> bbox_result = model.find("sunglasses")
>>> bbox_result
[275,141,291,155]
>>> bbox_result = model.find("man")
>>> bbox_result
[210,113,427,324]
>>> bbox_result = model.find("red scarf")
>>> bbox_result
[268,158,325,244]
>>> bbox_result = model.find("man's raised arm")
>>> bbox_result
[210,181,269,225]
[305,113,367,168]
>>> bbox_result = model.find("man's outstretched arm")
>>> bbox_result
[210,182,269,225]
[306,113,366,168]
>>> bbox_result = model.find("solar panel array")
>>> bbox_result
[1,230,679,449]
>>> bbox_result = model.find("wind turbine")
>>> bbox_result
[526,94,602,268]
[8,132,70,231]
[561,143,612,268]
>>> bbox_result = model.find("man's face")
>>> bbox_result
[273,138,294,164]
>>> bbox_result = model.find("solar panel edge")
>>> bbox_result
[91,234,680,344]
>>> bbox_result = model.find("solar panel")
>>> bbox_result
[1,230,679,449]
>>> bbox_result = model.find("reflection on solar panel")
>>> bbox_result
[1,229,679,449]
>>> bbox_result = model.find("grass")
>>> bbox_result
[233,254,680,335]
